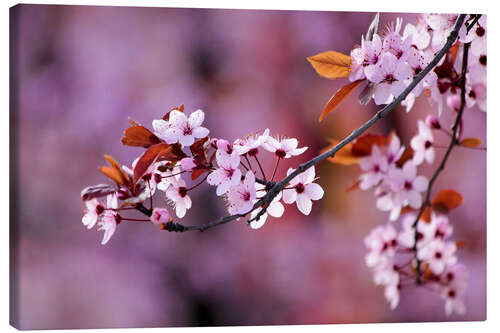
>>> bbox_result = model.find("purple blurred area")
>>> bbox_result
[10,4,486,329]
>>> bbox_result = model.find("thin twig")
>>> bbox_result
[411,38,472,284]
[135,14,467,233]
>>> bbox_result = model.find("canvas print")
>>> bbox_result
[10,4,486,330]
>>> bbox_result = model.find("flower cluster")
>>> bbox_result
[81,107,323,244]
[353,119,468,315]
[365,213,467,315]
[349,15,487,114]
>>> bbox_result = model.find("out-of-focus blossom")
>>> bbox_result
[411,120,435,165]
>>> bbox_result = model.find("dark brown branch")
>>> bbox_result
[135,14,467,233]
[412,30,473,284]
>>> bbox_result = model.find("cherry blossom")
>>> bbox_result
[82,198,104,229]
[411,120,435,165]
[364,224,398,268]
[382,18,412,61]
[359,145,389,190]
[165,176,192,218]
[153,109,209,147]
[263,136,308,159]
[439,264,468,316]
[249,183,285,229]
[282,166,324,215]
[207,150,242,196]
[97,193,119,245]
[364,52,412,105]
[150,208,173,225]
[226,171,256,215]
[418,238,457,275]
[233,129,270,156]
[388,161,428,210]
[349,34,382,81]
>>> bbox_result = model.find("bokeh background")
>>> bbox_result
[10,4,486,329]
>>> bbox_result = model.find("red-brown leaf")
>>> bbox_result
[431,189,464,211]
[133,143,187,187]
[319,79,364,122]
[121,119,161,148]
[460,137,482,148]
[162,104,185,121]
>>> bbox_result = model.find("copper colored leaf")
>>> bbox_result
[345,180,361,193]
[396,147,415,168]
[319,79,364,122]
[99,166,127,187]
[99,155,131,187]
[420,206,432,223]
[191,168,207,181]
[322,140,359,165]
[307,51,352,79]
[449,41,461,67]
[81,184,116,201]
[460,137,482,148]
[121,120,162,148]
[431,189,464,211]
[400,206,416,215]
[133,143,187,186]
[351,134,389,156]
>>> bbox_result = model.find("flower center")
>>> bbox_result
[276,149,286,158]
[178,186,188,197]
[469,90,477,99]
[479,55,487,66]
[448,290,456,298]
[446,272,454,282]
[404,180,413,190]
[476,26,485,37]
[183,126,193,135]
[424,140,432,149]
[225,168,234,178]
[242,191,251,201]
[295,183,305,194]
[373,164,380,173]
[248,148,258,156]
[434,251,442,259]
[384,74,396,83]
[96,204,105,215]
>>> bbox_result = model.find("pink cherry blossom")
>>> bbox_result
[97,193,119,245]
[82,198,105,229]
[263,136,308,159]
[365,52,412,105]
[226,171,256,215]
[165,176,192,218]
[418,239,457,275]
[389,161,428,210]
[207,150,242,196]
[438,264,468,316]
[153,109,209,147]
[403,21,430,50]
[233,129,270,156]
[470,16,486,57]
[349,34,382,81]
[282,166,324,215]
[249,183,285,229]
[150,208,173,225]
[156,165,182,192]
[425,115,441,130]
[410,120,435,165]
[364,224,398,268]
[180,157,198,172]
[382,18,412,61]
[359,145,389,190]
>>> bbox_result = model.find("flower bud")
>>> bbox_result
[150,208,172,225]
[425,115,441,130]
[216,139,232,154]
[446,95,461,112]
[180,157,197,171]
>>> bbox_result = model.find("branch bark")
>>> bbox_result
[412,37,472,284]
[136,14,467,233]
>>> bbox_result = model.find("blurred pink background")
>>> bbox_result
[10,4,486,329]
